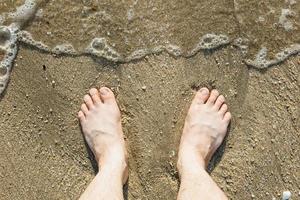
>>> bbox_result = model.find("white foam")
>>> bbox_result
[246,44,300,69]
[35,9,44,19]
[233,37,249,56]
[188,33,230,56]
[0,25,19,94]
[285,0,296,6]
[0,0,39,94]
[282,191,292,200]
[279,9,295,31]
[52,43,77,55]
[126,49,150,61]
[151,45,165,54]
[18,31,51,52]
[127,8,134,21]
[125,44,182,61]
[9,0,38,28]
[165,44,182,57]
[85,38,124,62]
[0,15,4,25]
[0,69,10,93]
[1,0,300,95]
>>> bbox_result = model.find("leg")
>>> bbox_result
[78,87,128,200]
[177,88,231,200]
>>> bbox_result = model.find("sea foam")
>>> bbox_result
[0,0,299,95]
[245,44,300,69]
[0,0,38,94]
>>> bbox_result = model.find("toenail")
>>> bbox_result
[199,88,209,94]
[90,88,97,95]
[100,87,109,95]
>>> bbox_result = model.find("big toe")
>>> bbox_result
[99,87,117,104]
[193,87,210,104]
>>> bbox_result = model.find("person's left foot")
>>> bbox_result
[78,87,128,183]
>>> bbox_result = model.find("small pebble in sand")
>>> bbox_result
[141,86,147,91]
[282,191,291,200]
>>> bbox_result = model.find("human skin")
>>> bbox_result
[177,88,231,200]
[78,87,231,200]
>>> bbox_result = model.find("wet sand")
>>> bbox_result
[0,0,299,199]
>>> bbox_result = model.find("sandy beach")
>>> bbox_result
[0,0,299,199]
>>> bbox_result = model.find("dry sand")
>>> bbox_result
[0,0,299,199]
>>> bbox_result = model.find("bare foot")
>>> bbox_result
[178,88,231,173]
[78,87,128,183]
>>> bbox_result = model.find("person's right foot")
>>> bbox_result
[177,87,231,173]
[78,87,128,183]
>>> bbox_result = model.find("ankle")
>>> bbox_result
[179,132,213,163]
[98,153,127,169]
[177,150,206,177]
[96,143,127,166]
[177,161,207,182]
[99,159,127,175]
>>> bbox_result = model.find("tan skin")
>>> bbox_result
[78,87,231,200]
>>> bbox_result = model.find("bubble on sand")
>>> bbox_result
[85,38,123,62]
[233,37,249,56]
[0,70,9,92]
[0,65,7,76]
[246,44,300,69]
[126,49,150,61]
[0,25,18,94]
[188,33,230,56]
[285,0,296,6]
[35,9,44,19]
[52,43,77,55]
[165,44,182,57]
[125,44,182,61]
[1,0,300,95]
[0,0,40,95]
[9,0,38,28]
[257,16,265,23]
[282,191,292,200]
[278,9,295,31]
[18,31,51,52]
[151,45,165,54]
[0,15,4,25]
[0,27,11,46]
[127,8,135,21]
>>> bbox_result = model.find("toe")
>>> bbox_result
[223,112,232,122]
[84,94,94,109]
[89,88,101,104]
[214,95,225,110]
[78,111,86,122]
[207,89,219,105]
[99,87,117,104]
[193,87,210,104]
[81,104,89,114]
[219,104,228,116]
